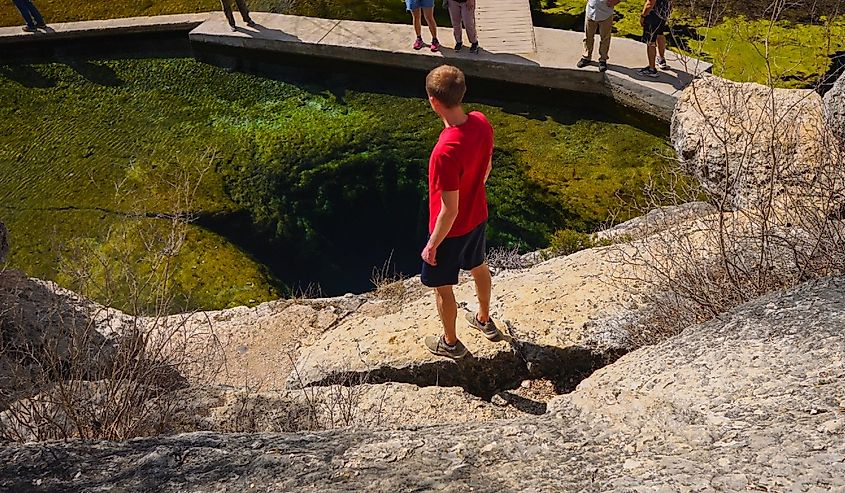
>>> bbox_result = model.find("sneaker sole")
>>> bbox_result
[465,313,504,342]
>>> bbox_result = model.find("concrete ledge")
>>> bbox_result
[0,13,212,45]
[189,13,712,121]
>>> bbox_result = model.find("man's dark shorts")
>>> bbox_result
[642,13,668,44]
[421,222,486,288]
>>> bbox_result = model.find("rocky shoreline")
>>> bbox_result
[1,72,844,491]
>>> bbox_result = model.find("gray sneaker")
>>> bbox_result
[465,312,504,341]
[424,335,468,359]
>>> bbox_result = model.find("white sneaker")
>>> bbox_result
[656,57,670,70]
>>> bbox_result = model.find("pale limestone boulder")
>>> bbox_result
[672,76,841,209]
[0,271,118,408]
[825,69,845,152]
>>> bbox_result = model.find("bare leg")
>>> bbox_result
[434,286,458,345]
[422,7,437,39]
[657,34,667,59]
[470,263,492,323]
[412,8,422,37]
[647,43,657,69]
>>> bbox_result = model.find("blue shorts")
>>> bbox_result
[406,0,435,11]
[421,222,487,288]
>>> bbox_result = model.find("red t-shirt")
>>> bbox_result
[428,111,494,238]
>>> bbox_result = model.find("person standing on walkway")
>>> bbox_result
[447,0,479,54]
[408,0,440,52]
[576,0,620,72]
[11,0,46,33]
[638,0,672,77]
[420,65,503,360]
[221,0,256,32]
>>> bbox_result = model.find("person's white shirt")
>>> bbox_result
[586,0,614,21]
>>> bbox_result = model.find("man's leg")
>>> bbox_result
[12,0,35,28]
[647,42,657,69]
[656,33,667,60]
[220,0,236,27]
[233,0,253,23]
[434,286,458,345]
[598,17,612,62]
[469,262,492,324]
[583,18,597,60]
[422,7,437,39]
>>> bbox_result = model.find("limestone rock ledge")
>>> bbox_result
[2,277,843,492]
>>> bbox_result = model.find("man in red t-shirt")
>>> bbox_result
[421,65,503,359]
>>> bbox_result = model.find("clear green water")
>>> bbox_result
[0,55,673,313]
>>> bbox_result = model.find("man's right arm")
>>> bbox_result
[641,0,656,17]
[484,156,492,183]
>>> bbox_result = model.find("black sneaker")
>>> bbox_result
[424,335,468,359]
[599,60,608,72]
[576,57,590,68]
[469,42,479,54]
[246,19,257,28]
[229,24,237,32]
[465,312,504,342]
[455,42,463,52]
[637,66,659,78]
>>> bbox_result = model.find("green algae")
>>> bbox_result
[0,56,672,311]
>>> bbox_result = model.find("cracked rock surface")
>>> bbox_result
[2,277,843,492]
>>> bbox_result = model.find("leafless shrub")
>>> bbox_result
[284,353,385,431]
[486,246,532,273]
[371,251,407,301]
[613,90,845,345]
[0,154,225,442]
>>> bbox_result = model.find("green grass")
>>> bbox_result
[0,57,672,311]
[0,0,442,28]
[534,0,845,88]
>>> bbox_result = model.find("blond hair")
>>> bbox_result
[425,65,466,108]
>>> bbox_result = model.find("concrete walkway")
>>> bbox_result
[475,0,536,54]
[0,13,210,44]
[190,12,711,120]
[0,11,711,120]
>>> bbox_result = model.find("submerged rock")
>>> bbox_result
[0,220,7,264]
[2,277,843,491]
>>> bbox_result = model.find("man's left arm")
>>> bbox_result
[421,190,459,266]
